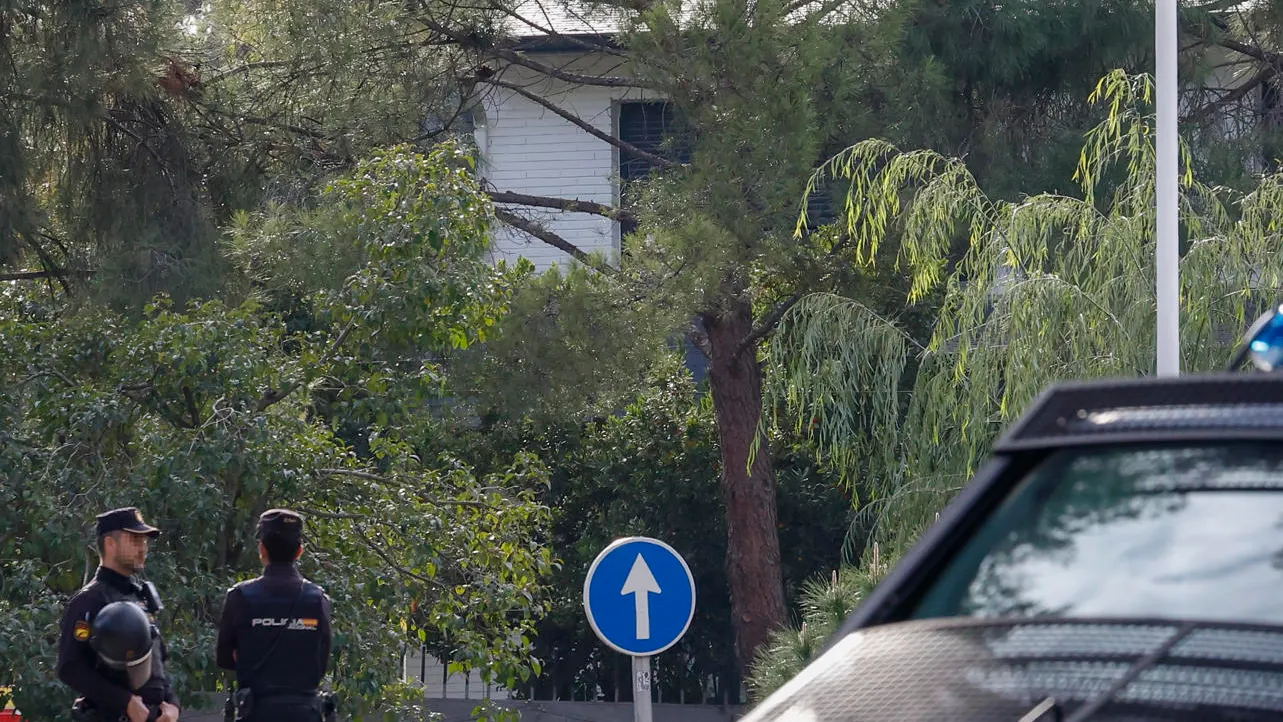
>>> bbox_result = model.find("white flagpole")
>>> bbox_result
[1155,0,1180,376]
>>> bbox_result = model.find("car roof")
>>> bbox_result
[993,372,1283,453]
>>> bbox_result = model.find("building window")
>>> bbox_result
[614,101,837,239]
[617,101,687,238]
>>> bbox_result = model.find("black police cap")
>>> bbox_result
[257,508,304,542]
[96,507,161,538]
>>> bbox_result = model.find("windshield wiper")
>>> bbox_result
[1017,696,1062,722]
[1062,621,1197,722]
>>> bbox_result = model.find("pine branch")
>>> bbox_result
[474,75,679,169]
[490,48,656,89]
[734,290,805,362]
[409,102,470,144]
[808,0,859,22]
[203,60,302,86]
[0,269,94,282]
[104,115,170,172]
[1201,32,1283,69]
[1184,66,1277,124]
[194,100,334,143]
[238,114,330,141]
[493,208,617,275]
[488,190,636,223]
[411,1,627,59]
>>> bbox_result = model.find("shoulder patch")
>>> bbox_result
[73,620,91,641]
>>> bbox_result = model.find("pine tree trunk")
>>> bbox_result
[705,298,786,675]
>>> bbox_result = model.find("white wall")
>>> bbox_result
[403,647,517,700]
[474,27,1272,275]
[476,53,660,272]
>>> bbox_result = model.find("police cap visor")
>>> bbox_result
[96,507,160,538]
[257,508,304,541]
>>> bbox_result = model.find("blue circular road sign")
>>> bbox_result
[583,536,696,656]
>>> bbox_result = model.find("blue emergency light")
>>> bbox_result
[1235,304,1283,372]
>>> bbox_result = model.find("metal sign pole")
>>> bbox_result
[633,655,653,722]
[584,538,695,722]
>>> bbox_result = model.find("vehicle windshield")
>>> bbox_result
[912,441,1283,624]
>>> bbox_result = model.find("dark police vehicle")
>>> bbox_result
[741,308,1283,722]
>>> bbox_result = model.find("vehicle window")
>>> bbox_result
[912,442,1283,624]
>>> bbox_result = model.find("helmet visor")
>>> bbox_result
[99,648,153,691]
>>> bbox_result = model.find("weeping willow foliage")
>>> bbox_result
[751,68,1283,697]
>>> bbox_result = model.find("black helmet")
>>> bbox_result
[89,601,154,690]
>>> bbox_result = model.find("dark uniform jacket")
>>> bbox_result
[55,567,180,719]
[216,563,332,694]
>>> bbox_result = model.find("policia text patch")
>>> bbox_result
[250,617,319,631]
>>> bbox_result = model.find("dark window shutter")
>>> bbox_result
[617,102,690,236]
[800,184,837,231]
[615,101,835,232]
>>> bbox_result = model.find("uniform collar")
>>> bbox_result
[263,563,301,579]
[94,565,139,594]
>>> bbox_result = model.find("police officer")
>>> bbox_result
[56,507,181,722]
[215,509,333,722]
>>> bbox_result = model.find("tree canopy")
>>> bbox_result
[751,68,1283,698]
[0,143,557,720]
[11,0,1283,714]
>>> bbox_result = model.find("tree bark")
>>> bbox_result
[704,297,786,675]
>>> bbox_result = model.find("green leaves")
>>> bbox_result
[308,451,557,719]
[0,143,555,720]
[452,262,675,423]
[757,69,1283,695]
[438,354,853,702]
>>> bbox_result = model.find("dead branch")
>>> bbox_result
[21,369,76,387]
[474,75,679,169]
[315,468,387,482]
[0,268,95,282]
[488,190,637,223]
[493,208,617,275]
[1184,66,1277,124]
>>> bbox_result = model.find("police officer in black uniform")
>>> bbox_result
[215,509,333,722]
[56,507,182,722]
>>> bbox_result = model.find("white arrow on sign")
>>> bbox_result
[620,553,662,639]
